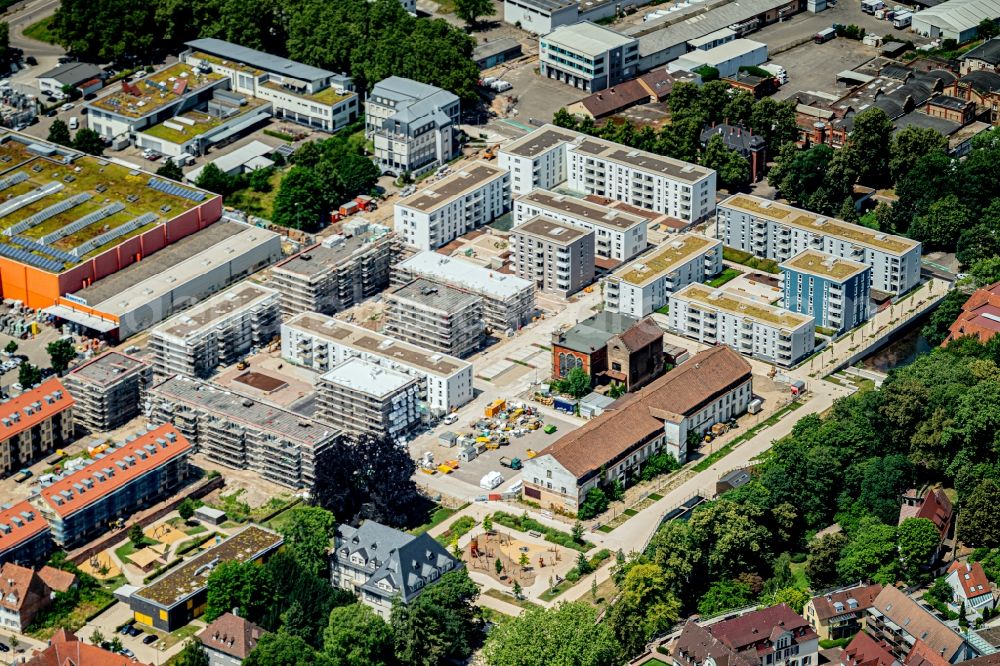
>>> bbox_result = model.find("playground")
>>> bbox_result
[464,530,566,588]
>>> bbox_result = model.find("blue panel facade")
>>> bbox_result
[781,265,871,334]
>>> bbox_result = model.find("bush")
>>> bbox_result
[694,65,720,81]
[578,488,608,520]
[490,512,593,552]
[566,569,581,582]
[437,516,477,545]
[640,452,680,482]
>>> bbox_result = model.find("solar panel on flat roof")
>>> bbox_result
[147,177,206,202]
[40,202,125,245]
[70,213,158,258]
[11,236,77,264]
[0,242,64,272]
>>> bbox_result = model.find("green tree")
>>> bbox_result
[837,516,899,584]
[47,119,71,147]
[750,97,799,148]
[575,551,593,576]
[578,487,608,520]
[128,524,144,547]
[455,0,495,25]
[979,18,999,39]
[848,107,894,187]
[899,517,942,583]
[556,366,591,398]
[961,479,1000,548]
[772,587,810,613]
[174,640,210,666]
[890,126,948,184]
[768,144,834,207]
[689,499,772,577]
[606,562,681,657]
[483,602,621,666]
[571,521,584,543]
[248,167,274,193]
[17,362,40,388]
[856,455,916,524]
[156,160,185,181]
[922,289,970,346]
[495,556,503,576]
[723,91,756,127]
[697,578,753,616]
[46,338,77,374]
[110,636,123,653]
[272,166,327,231]
[177,498,196,521]
[245,631,328,666]
[702,134,750,191]
[483,514,493,532]
[205,560,269,623]
[909,194,970,250]
[971,256,1000,288]
[278,505,336,578]
[72,128,105,156]
[4,341,16,355]
[195,163,236,197]
[323,603,394,666]
[552,108,579,130]
[89,628,104,645]
[391,569,479,666]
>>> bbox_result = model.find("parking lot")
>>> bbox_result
[491,58,587,129]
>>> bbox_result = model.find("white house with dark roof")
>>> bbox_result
[330,520,462,619]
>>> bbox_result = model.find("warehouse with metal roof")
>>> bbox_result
[912,0,1000,43]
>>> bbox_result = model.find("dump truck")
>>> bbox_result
[499,456,522,470]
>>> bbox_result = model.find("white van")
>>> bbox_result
[68,117,79,130]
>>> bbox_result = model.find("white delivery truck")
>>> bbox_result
[760,63,789,85]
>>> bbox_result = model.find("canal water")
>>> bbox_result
[860,314,933,373]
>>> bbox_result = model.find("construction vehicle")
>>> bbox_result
[499,456,522,470]
[236,359,248,371]
[526,449,537,459]
[711,422,730,437]
[483,144,500,160]
[543,424,557,434]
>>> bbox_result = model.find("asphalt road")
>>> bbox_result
[6,0,63,57]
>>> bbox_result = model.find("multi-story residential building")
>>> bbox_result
[717,195,922,295]
[182,38,360,133]
[551,311,637,380]
[668,283,815,366]
[149,283,281,379]
[393,162,510,250]
[31,424,192,547]
[317,359,421,439]
[499,125,579,195]
[523,346,751,511]
[945,561,994,618]
[0,379,74,478]
[513,189,647,262]
[270,232,400,316]
[148,375,341,490]
[330,521,462,619]
[673,604,819,666]
[365,77,460,177]
[499,125,717,222]
[781,250,871,334]
[866,585,978,663]
[604,234,723,317]
[803,583,883,641]
[63,351,152,433]
[394,252,535,334]
[281,313,474,416]
[0,563,76,633]
[384,279,484,358]
[0,501,51,566]
[540,22,640,92]
[198,613,267,666]
[128,525,282,631]
[512,216,595,297]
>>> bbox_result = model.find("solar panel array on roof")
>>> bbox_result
[11,236,77,264]
[0,241,64,272]
[5,192,92,236]
[0,171,28,192]
[40,202,126,245]
[147,178,206,202]
[0,182,63,220]
[70,213,157,257]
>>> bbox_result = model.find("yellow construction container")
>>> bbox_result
[485,442,500,450]
[437,464,453,474]
[484,399,507,418]
[526,449,537,459]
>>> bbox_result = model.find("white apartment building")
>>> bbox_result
[668,283,815,366]
[318,358,421,440]
[394,161,510,250]
[513,189,647,262]
[604,234,723,317]
[498,124,716,223]
[512,216,595,297]
[281,312,473,416]
[148,283,281,379]
[540,22,639,92]
[365,77,460,177]
[717,195,922,295]
[393,252,535,334]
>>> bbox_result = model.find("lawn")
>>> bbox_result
[790,560,809,589]
[707,267,743,288]
[693,401,802,473]
[483,588,541,612]
[491,511,594,553]
[539,580,573,602]
[27,586,115,640]
[24,17,58,44]
[114,536,158,564]
[435,515,477,547]
[226,169,285,218]
[409,504,469,536]
[723,246,780,274]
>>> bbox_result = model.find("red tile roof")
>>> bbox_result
[0,562,49,614]
[837,631,898,666]
[906,639,952,666]
[810,584,883,621]
[710,604,817,652]
[613,317,663,352]
[0,378,73,441]
[25,629,151,666]
[0,500,48,556]
[36,424,191,518]
[198,612,266,659]
[945,281,1000,345]
[947,561,991,598]
[38,565,76,592]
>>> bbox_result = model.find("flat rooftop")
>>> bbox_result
[721,195,920,256]
[397,162,506,213]
[614,234,718,286]
[398,252,533,300]
[285,312,470,378]
[518,189,645,231]
[260,80,354,105]
[675,283,813,330]
[75,222,277,315]
[781,249,868,281]
[139,97,268,145]
[66,351,148,386]
[149,375,340,447]
[500,125,582,159]
[543,22,636,57]
[273,234,390,279]
[153,283,277,341]
[134,525,282,609]
[389,277,481,314]
[0,133,215,272]
[185,38,335,83]
[515,215,589,244]
[89,63,225,118]
[571,136,712,183]
[321,357,415,398]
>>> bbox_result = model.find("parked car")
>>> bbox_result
[59,103,74,112]
[121,648,134,658]
[0,642,9,652]
[142,635,157,645]
[25,56,37,66]
[127,626,141,637]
